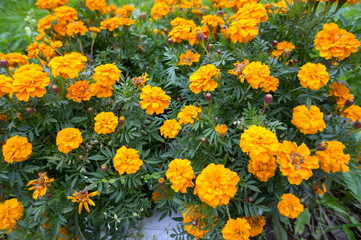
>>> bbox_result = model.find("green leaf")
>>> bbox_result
[273,214,288,240]
[88,155,107,161]
[342,171,361,203]
[295,208,311,234]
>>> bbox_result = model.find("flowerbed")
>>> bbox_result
[1,0,361,239]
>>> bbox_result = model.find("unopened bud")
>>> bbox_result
[264,121,269,125]
[51,85,60,94]
[282,49,292,59]
[292,59,299,65]
[119,116,126,125]
[217,50,222,55]
[101,164,108,171]
[214,71,221,82]
[207,44,214,52]
[317,142,328,151]
[354,120,361,129]
[214,117,219,121]
[200,137,207,144]
[247,197,253,202]
[196,31,205,42]
[204,93,212,101]
[0,59,9,69]
[158,177,165,184]
[139,12,147,21]
[167,39,173,45]
[217,11,224,16]
[192,219,198,226]
[264,94,273,105]
[26,107,35,115]
[78,155,85,160]
[176,98,181,103]
[345,99,354,107]
[271,40,278,47]
[87,107,94,115]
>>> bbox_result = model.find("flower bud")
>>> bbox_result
[139,12,147,21]
[282,49,292,59]
[264,121,269,125]
[247,197,253,202]
[207,44,214,52]
[217,11,224,16]
[204,93,212,101]
[271,40,278,47]
[26,107,35,115]
[78,155,85,160]
[345,99,354,107]
[119,116,126,125]
[176,98,181,103]
[101,164,108,171]
[0,59,9,69]
[217,50,222,55]
[317,142,328,151]
[200,137,207,144]
[87,107,94,115]
[264,94,273,105]
[158,177,165,184]
[196,31,205,42]
[167,39,173,45]
[214,117,219,121]
[292,59,299,65]
[354,120,361,129]
[51,85,60,94]
[192,219,198,226]
[213,71,221,82]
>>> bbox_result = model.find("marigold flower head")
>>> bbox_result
[342,105,361,122]
[228,59,250,80]
[230,3,268,24]
[3,52,29,69]
[2,135,32,163]
[178,50,200,66]
[329,82,354,108]
[188,26,209,45]
[113,146,143,175]
[94,112,119,134]
[194,163,240,208]
[276,141,319,185]
[49,52,87,79]
[166,159,195,193]
[215,124,227,137]
[298,62,329,91]
[168,25,193,43]
[226,19,259,43]
[0,198,24,231]
[0,75,13,97]
[53,21,68,36]
[89,26,101,33]
[151,2,171,20]
[160,119,182,138]
[182,205,212,239]
[67,189,98,214]
[50,40,63,48]
[271,41,295,58]
[139,85,171,114]
[132,73,149,86]
[242,62,279,92]
[66,80,93,102]
[56,128,83,154]
[54,6,78,22]
[66,21,89,37]
[177,105,202,125]
[313,181,327,194]
[291,105,326,134]
[347,0,360,3]
[189,64,220,94]
[90,83,114,98]
[314,23,360,60]
[222,218,251,240]
[277,193,304,219]
[92,63,121,86]
[36,0,68,10]
[100,17,122,31]
[316,141,350,173]
[248,152,277,182]
[85,0,107,13]
[27,172,54,199]
[201,15,225,28]
[245,215,266,237]
[115,5,136,17]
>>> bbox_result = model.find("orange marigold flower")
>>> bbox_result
[2,135,32,163]
[92,63,121,86]
[188,26,210,45]
[139,85,171,114]
[152,184,173,202]
[201,15,225,28]
[222,218,251,240]
[342,105,361,122]
[0,75,13,97]
[228,59,250,79]
[166,159,195,193]
[347,0,360,4]
[57,227,79,240]
[0,115,8,121]
[113,146,143,175]
[3,52,29,69]
[230,3,268,24]
[314,23,360,60]
[0,198,24,231]
[115,5,136,17]
[50,40,63,48]
[178,50,200,66]
[329,82,354,108]
[49,52,87,79]
[100,17,122,31]
[90,83,114,98]
[66,21,89,37]
[316,141,350,173]
[277,193,304,219]
[242,62,279,92]
[168,25,193,43]
[189,64,220,94]
[66,80,93,102]
[36,0,68,10]
[56,128,83,154]
[27,172,54,199]
[248,152,277,182]
[151,2,171,20]
[94,112,119,134]
[177,105,202,125]
[118,17,136,26]
[215,124,227,137]
[276,141,319,185]
[298,62,329,91]
[132,73,149,86]
[313,181,327,194]
[291,105,326,134]
[194,163,240,208]
[85,0,107,13]
[271,41,295,58]
[54,6,78,22]
[245,215,266,237]
[53,21,68,36]
[37,14,55,32]
[160,119,182,138]
[89,26,101,32]
[67,189,98,214]
[273,0,290,13]
[182,205,212,239]
[226,19,259,43]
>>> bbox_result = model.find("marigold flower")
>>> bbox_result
[152,185,173,202]
[313,181,327,194]
[0,198,24,231]
[132,73,149,86]
[222,218,251,240]
[37,14,55,33]
[347,0,360,3]
[100,17,122,31]
[92,63,121,86]
[248,152,277,182]
[66,80,93,102]
[168,25,193,43]
[291,105,326,134]
[271,41,295,58]
[56,128,83,154]
[215,124,227,137]
[182,205,212,239]
[151,2,171,20]
[139,85,171,114]
[57,227,79,240]
[85,0,107,13]
[226,19,259,43]
[50,40,63,49]
[94,112,119,134]
[297,62,329,91]
[342,105,361,122]
[276,141,319,185]
[67,189,98,214]
[189,64,220,94]
[201,15,225,28]
[316,141,350,173]
[314,23,360,60]
[178,50,200,66]
[194,163,240,208]
[90,83,114,98]
[230,3,268,24]
[49,52,87,79]
[66,21,89,37]
[36,0,68,10]
[329,82,354,108]
[26,42,56,60]
[113,146,143,175]
[166,159,195,193]
[2,135,32,163]
[160,119,182,138]
[115,5,136,17]
[228,59,250,80]
[242,62,279,92]
[27,172,54,199]
[177,105,202,125]
[3,52,29,69]
[0,75,13,97]
[245,215,266,237]
[54,6,78,22]
[89,26,101,33]
[53,21,68,36]
[277,193,304,219]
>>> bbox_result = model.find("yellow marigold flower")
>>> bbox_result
[2,135,32,163]
[3,52,29,69]
[276,141,319,185]
[230,3,268,24]
[228,59,250,80]
[118,17,136,26]
[27,172,54,199]
[67,189,98,214]
[316,141,350,173]
[0,198,24,231]
[189,64,220,94]
[242,62,279,92]
[314,23,360,60]
[298,62,329,91]
[182,205,212,239]
[100,17,122,31]
[177,105,202,125]
[245,215,266,237]
[342,105,361,122]
[226,19,259,43]
[53,21,68,36]
[36,0,68,10]
[313,181,327,194]
[56,128,83,154]
[139,85,171,114]
[89,26,100,33]
[113,146,143,175]
[215,124,227,137]
[273,0,290,13]
[132,73,149,86]
[151,2,171,20]
[57,227,79,240]
[66,80,93,102]
[66,21,89,37]
[248,152,277,182]
[85,0,107,13]
[240,125,280,157]
[50,40,63,48]
[168,25,193,43]
[222,218,251,240]
[160,119,182,138]
[115,5,136,17]
[329,82,354,108]
[178,50,200,66]
[90,83,114,98]
[94,112,119,134]
[277,193,304,219]
[37,14,55,32]
[233,0,259,9]
[48,52,87,79]
[166,159,195,193]
[54,6,78,22]
[201,15,225,28]
[211,0,235,8]
[0,75,13,97]
[92,63,121,86]
[26,42,56,60]
[194,163,240,208]
[271,41,295,58]
[291,105,326,134]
